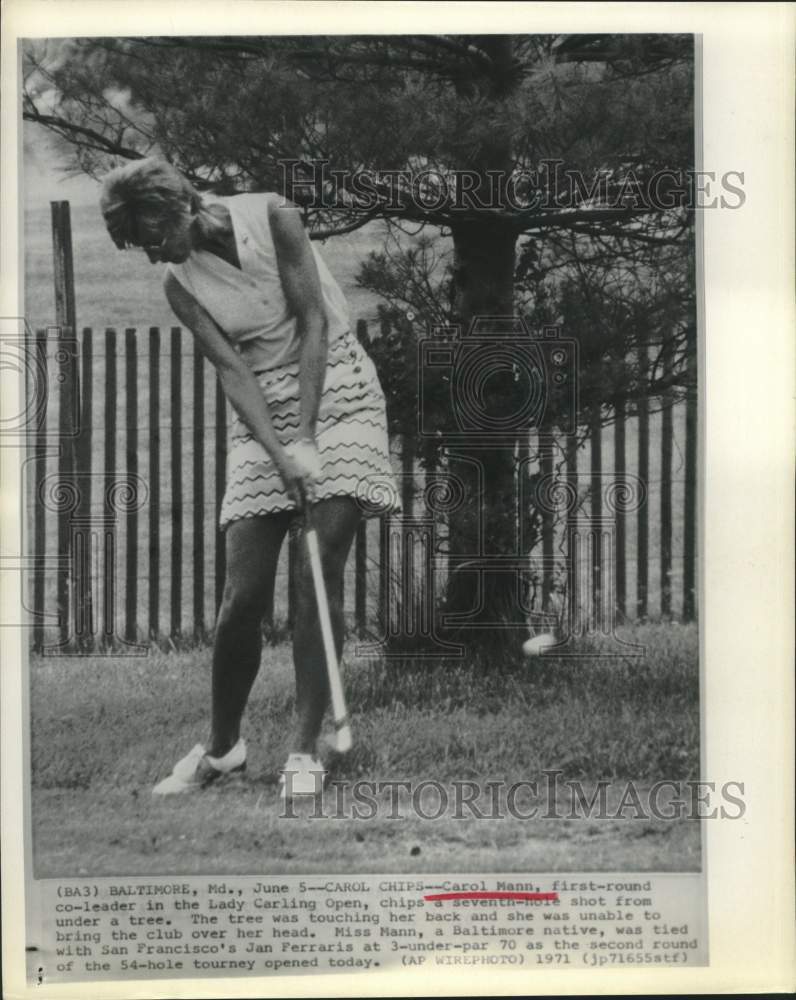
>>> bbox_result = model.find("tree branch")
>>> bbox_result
[23,107,145,161]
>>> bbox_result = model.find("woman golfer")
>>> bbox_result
[99,157,396,798]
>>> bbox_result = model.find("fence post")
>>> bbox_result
[378,515,389,633]
[589,412,602,622]
[75,327,94,642]
[32,330,48,652]
[170,328,183,637]
[56,351,75,645]
[401,434,415,518]
[355,521,367,635]
[683,324,697,621]
[124,329,139,642]
[193,345,206,636]
[354,319,369,635]
[148,328,161,638]
[614,398,626,618]
[51,202,76,335]
[636,333,649,619]
[565,431,578,632]
[377,313,391,632]
[103,328,117,641]
[660,337,673,618]
[539,430,554,610]
[51,201,79,645]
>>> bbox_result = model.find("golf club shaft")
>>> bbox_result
[304,510,351,749]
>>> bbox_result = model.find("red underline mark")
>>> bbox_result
[423,891,559,903]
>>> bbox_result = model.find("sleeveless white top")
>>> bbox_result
[165,192,350,372]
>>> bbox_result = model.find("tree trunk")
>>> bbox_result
[442,219,521,648]
[439,34,525,653]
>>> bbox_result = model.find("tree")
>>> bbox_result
[23,33,695,644]
[358,199,696,644]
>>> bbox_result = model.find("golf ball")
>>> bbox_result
[522,633,557,657]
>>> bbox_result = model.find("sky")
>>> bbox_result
[23,121,101,209]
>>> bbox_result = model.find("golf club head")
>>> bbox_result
[335,725,353,754]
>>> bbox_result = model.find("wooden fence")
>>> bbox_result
[26,320,696,653]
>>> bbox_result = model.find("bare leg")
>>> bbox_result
[209,513,291,758]
[292,497,362,755]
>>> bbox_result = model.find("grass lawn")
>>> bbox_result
[30,623,701,876]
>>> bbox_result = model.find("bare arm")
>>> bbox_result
[269,199,329,441]
[164,271,303,500]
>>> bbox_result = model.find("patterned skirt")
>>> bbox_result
[220,330,399,528]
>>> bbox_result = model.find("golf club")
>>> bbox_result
[304,504,353,753]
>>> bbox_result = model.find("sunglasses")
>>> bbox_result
[130,216,170,252]
[137,232,167,254]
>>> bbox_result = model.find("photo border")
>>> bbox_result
[2,3,794,997]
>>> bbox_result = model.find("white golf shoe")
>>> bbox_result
[152,740,246,796]
[279,753,326,800]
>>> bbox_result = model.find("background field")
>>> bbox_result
[30,624,700,876]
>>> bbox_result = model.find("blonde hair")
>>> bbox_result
[99,157,199,249]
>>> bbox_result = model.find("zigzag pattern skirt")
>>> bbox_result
[220,330,400,529]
